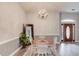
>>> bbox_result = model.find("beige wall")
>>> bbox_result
[0,2,60,43]
[0,3,27,42]
[25,11,60,36]
[0,3,60,55]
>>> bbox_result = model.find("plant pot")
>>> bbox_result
[26,43,31,46]
[22,44,26,48]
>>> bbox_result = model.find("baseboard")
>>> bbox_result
[9,46,22,56]
[56,42,60,44]
[34,35,59,39]
[0,37,20,56]
[0,37,19,45]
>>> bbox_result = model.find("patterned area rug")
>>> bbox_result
[32,39,53,45]
[25,45,56,56]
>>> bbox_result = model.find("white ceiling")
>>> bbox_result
[19,2,79,12]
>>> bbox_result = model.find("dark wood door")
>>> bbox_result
[64,24,73,42]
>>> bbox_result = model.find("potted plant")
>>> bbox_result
[19,32,31,48]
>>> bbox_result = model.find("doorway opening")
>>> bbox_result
[61,19,75,42]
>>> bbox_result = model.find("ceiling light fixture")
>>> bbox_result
[38,9,48,19]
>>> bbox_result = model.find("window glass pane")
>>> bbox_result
[66,26,70,39]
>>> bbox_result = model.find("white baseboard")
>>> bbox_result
[9,46,22,56]
[56,42,60,44]
[0,37,19,45]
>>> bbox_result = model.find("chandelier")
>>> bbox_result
[38,9,48,19]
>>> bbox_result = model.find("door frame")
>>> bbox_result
[61,24,75,42]
[26,24,34,40]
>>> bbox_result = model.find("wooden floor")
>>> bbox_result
[14,38,79,56]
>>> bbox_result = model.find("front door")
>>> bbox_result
[62,24,75,42]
